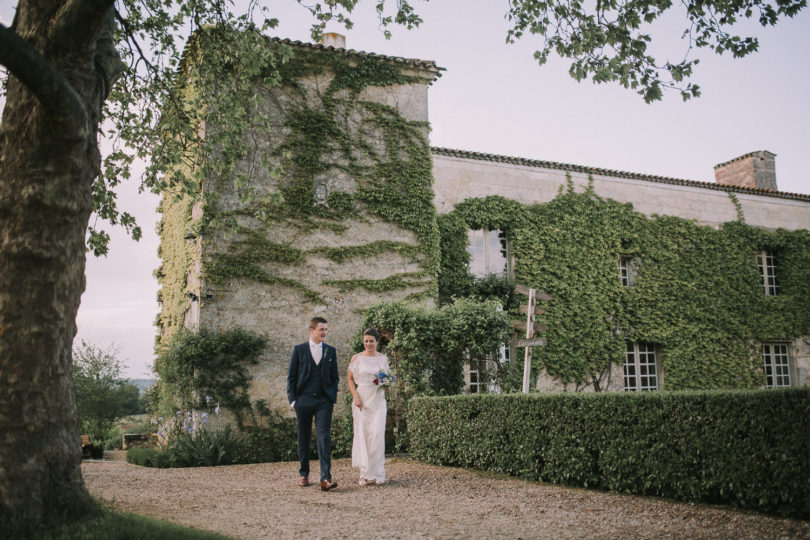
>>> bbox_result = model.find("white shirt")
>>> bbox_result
[309,339,323,366]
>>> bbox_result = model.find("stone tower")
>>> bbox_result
[156,34,443,414]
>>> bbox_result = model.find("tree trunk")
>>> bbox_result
[0,1,119,518]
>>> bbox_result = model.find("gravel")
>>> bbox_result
[82,458,810,539]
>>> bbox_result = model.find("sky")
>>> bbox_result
[1,0,808,378]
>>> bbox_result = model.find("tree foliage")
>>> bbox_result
[95,0,424,253]
[72,341,141,441]
[0,0,420,517]
[505,0,807,101]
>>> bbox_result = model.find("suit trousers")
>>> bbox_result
[294,394,333,481]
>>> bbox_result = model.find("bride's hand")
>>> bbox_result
[353,396,362,409]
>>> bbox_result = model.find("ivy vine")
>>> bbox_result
[156,37,442,344]
[153,327,268,427]
[439,184,810,390]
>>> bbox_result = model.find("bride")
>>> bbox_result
[347,327,390,485]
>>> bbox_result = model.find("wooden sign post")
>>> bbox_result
[521,287,535,393]
[514,284,551,394]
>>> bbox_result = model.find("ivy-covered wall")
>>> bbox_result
[156,36,443,413]
[438,182,810,391]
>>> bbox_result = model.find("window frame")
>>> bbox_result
[467,228,510,278]
[761,342,793,388]
[756,249,780,296]
[618,255,639,287]
[623,341,661,391]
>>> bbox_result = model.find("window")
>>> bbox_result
[468,358,491,394]
[468,346,508,394]
[756,250,779,295]
[468,364,484,394]
[467,229,509,278]
[618,256,639,287]
[624,342,659,391]
[762,343,791,388]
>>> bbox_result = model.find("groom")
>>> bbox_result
[287,316,339,491]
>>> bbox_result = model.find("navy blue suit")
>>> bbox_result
[287,341,339,481]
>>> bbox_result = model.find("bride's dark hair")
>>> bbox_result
[362,327,381,341]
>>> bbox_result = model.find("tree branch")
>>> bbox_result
[0,22,87,133]
[50,0,117,50]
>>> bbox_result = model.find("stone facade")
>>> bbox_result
[432,148,810,232]
[158,36,810,414]
[158,38,442,416]
[431,148,810,391]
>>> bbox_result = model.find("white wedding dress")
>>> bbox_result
[348,354,389,483]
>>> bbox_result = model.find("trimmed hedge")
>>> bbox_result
[409,388,810,518]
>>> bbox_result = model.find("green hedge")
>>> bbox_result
[409,388,810,518]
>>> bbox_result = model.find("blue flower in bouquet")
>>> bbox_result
[372,370,397,387]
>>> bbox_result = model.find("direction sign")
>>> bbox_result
[519,304,546,316]
[514,284,552,301]
[512,320,549,333]
[511,337,547,348]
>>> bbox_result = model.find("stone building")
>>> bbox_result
[156,32,442,414]
[432,147,810,392]
[156,33,810,416]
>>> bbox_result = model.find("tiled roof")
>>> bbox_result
[271,37,444,80]
[431,147,810,203]
[178,31,444,82]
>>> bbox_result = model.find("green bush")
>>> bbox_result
[127,447,170,468]
[167,425,243,467]
[104,426,123,450]
[237,410,299,463]
[409,388,810,518]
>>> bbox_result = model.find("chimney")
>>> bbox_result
[714,151,777,191]
[320,32,346,49]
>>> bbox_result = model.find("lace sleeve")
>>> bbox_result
[348,354,357,375]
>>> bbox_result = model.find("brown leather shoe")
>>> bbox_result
[319,479,337,491]
[299,476,309,487]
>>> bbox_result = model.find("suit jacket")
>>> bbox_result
[287,342,339,404]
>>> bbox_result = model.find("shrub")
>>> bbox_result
[237,411,299,464]
[126,447,169,468]
[89,443,104,459]
[409,388,810,518]
[167,425,243,467]
[104,426,123,450]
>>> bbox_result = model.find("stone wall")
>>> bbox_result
[432,151,810,392]
[191,53,439,415]
[432,152,810,231]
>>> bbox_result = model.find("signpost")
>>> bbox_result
[511,337,547,348]
[513,284,551,394]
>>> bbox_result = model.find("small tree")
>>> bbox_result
[72,341,137,441]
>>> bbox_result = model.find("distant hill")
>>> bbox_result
[129,378,156,394]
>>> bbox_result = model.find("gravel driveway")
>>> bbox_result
[82,458,809,539]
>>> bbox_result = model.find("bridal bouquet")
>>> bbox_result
[373,370,396,388]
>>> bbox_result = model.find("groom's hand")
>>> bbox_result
[290,401,295,409]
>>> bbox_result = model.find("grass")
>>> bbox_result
[0,503,235,540]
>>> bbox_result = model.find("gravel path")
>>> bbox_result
[82,458,809,539]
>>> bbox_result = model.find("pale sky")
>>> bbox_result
[2,1,808,377]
